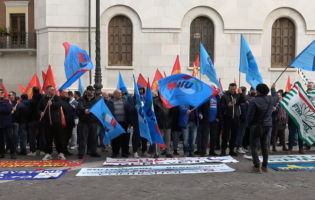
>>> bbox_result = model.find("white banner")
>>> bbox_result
[244,155,315,163]
[103,156,238,166]
[76,164,235,176]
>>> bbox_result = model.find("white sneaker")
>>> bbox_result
[236,148,246,154]
[70,146,76,150]
[58,153,66,160]
[142,151,147,157]
[42,154,52,160]
[27,152,36,157]
[39,151,45,156]
[133,152,139,158]
[242,147,249,153]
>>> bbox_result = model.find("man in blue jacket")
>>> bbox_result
[0,89,15,159]
[246,83,278,173]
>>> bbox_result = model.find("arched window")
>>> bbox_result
[108,16,132,66]
[190,17,214,66]
[271,18,295,68]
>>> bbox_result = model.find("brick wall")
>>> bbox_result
[0,0,35,32]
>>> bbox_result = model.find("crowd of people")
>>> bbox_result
[0,81,314,173]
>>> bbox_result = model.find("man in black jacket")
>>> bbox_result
[38,85,65,160]
[28,87,45,156]
[77,86,101,159]
[247,83,278,173]
[60,89,75,155]
[220,83,244,156]
[16,94,29,155]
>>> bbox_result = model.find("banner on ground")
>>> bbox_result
[0,159,84,168]
[103,156,238,166]
[0,170,67,180]
[279,82,315,145]
[268,163,315,171]
[244,155,315,163]
[76,164,235,176]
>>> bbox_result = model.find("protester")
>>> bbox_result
[220,83,244,156]
[28,87,45,156]
[60,89,75,155]
[8,91,18,152]
[108,89,130,158]
[236,86,249,154]
[199,91,222,156]
[0,89,15,159]
[74,91,81,148]
[74,91,81,101]
[171,106,181,155]
[286,115,305,154]
[38,85,65,160]
[77,86,101,159]
[16,94,29,155]
[242,87,256,151]
[68,91,78,150]
[247,83,278,173]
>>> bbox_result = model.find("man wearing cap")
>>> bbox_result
[77,86,101,159]
[246,83,278,173]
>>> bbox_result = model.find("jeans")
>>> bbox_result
[288,123,303,150]
[250,126,270,168]
[18,123,28,152]
[29,121,46,153]
[236,122,246,148]
[12,122,19,150]
[95,122,105,148]
[0,127,15,154]
[258,127,272,149]
[172,131,181,150]
[70,118,79,147]
[181,122,197,154]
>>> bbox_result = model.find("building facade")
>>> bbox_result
[1,0,315,93]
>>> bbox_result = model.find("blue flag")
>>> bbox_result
[78,77,85,95]
[143,80,166,148]
[289,40,315,71]
[133,75,152,144]
[89,98,125,146]
[117,71,129,100]
[199,42,222,92]
[239,34,263,89]
[158,74,219,108]
[59,42,93,90]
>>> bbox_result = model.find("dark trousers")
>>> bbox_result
[62,125,73,152]
[272,128,285,149]
[0,127,15,154]
[242,128,251,148]
[44,122,63,154]
[79,122,97,155]
[250,126,270,168]
[288,123,303,150]
[111,121,129,155]
[201,121,218,154]
[132,122,147,153]
[29,121,46,153]
[222,117,240,151]
[216,120,223,147]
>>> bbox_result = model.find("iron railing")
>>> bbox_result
[0,32,36,49]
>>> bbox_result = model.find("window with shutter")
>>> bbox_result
[108,16,132,66]
[271,18,295,68]
[189,17,214,66]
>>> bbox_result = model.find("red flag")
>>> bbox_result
[137,73,147,90]
[163,71,167,78]
[171,55,181,75]
[285,75,291,92]
[24,74,42,99]
[60,107,66,129]
[43,65,60,96]
[1,82,8,98]
[192,53,200,77]
[18,84,25,94]
[234,78,238,94]
[219,78,223,92]
[151,69,163,92]
[42,71,46,81]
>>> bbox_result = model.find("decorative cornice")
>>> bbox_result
[4,1,29,7]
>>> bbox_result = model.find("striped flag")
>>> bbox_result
[103,113,116,129]
[192,53,200,77]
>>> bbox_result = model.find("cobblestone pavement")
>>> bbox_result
[0,145,314,200]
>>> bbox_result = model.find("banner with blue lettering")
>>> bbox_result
[158,74,219,108]
[0,170,67,180]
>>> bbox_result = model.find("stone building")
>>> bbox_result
[1,0,315,93]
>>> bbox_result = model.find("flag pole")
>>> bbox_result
[39,94,56,121]
[274,66,289,84]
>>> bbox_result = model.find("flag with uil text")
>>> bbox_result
[89,98,125,146]
[279,82,315,145]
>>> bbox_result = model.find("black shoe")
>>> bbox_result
[11,153,17,159]
[127,152,131,155]
[229,151,238,156]
[215,146,221,151]
[200,153,206,157]
[305,146,311,150]
[165,154,173,158]
[189,153,195,157]
[87,150,91,155]
[272,147,277,152]
[173,150,179,155]
[209,152,218,156]
[161,150,166,155]
[64,151,73,156]
[154,154,159,158]
[194,150,201,155]
[17,151,27,155]
[147,149,154,154]
[111,153,118,158]
[0,154,4,158]
[78,154,84,159]
[220,150,226,156]
[90,152,101,157]
[122,153,128,158]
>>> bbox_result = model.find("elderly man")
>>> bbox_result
[108,89,130,158]
[102,92,110,104]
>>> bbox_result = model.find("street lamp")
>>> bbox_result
[94,0,102,95]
